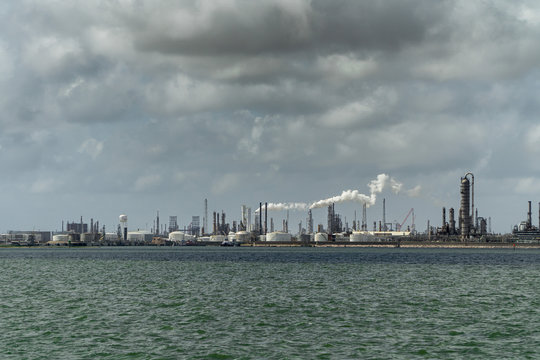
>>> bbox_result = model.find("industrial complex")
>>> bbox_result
[1,172,538,247]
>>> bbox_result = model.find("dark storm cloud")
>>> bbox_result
[134,0,443,56]
[0,0,540,232]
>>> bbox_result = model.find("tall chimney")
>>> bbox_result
[383,198,386,231]
[259,202,263,235]
[528,201,532,229]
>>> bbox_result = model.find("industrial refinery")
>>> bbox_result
[0,172,538,247]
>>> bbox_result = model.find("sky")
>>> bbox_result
[1,0,540,234]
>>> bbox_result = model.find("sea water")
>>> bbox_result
[0,247,539,359]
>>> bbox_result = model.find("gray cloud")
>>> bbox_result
[0,0,538,232]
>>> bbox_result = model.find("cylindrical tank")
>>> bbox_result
[169,231,186,242]
[227,232,236,242]
[209,235,226,242]
[126,231,152,243]
[236,231,250,243]
[104,233,118,242]
[81,233,95,243]
[350,231,363,242]
[53,234,69,242]
[266,232,292,242]
[314,232,328,242]
[460,177,470,238]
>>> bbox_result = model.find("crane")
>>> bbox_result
[397,208,414,231]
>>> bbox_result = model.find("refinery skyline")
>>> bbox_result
[1,1,540,234]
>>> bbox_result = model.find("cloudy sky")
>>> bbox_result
[1,0,540,234]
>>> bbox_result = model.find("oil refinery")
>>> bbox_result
[0,172,538,247]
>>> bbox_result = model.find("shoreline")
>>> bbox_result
[2,241,540,249]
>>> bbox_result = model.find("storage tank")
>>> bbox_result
[81,233,96,243]
[53,234,69,242]
[209,235,226,242]
[104,233,118,242]
[127,231,152,243]
[334,233,345,241]
[169,231,186,242]
[236,231,250,243]
[314,232,328,242]
[266,232,292,242]
[350,231,363,242]
[227,232,236,242]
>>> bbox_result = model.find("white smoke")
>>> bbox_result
[309,173,403,209]
[259,174,410,212]
[255,202,308,213]
[309,189,374,209]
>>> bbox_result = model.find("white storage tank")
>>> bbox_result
[334,233,345,241]
[104,233,118,242]
[169,231,186,242]
[236,231,250,243]
[350,231,362,242]
[127,231,153,243]
[209,235,226,242]
[314,233,328,242]
[227,232,236,242]
[350,231,375,242]
[53,234,69,242]
[266,232,292,242]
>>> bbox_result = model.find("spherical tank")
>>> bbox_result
[119,214,128,223]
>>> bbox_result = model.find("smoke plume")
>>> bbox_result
[255,202,308,213]
[309,173,402,209]
[260,174,407,212]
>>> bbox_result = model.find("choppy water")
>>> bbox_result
[1,247,539,359]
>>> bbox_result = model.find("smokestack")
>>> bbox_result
[442,207,446,227]
[362,203,367,231]
[204,199,208,235]
[528,201,532,229]
[213,211,217,235]
[265,202,268,235]
[156,210,160,235]
[382,198,386,231]
[259,202,263,235]
[449,208,456,235]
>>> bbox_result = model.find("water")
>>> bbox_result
[1,247,539,359]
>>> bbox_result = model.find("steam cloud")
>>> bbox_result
[259,173,412,212]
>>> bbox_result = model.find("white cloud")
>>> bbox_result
[30,178,57,193]
[133,174,162,191]
[78,138,103,159]
[211,173,240,194]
